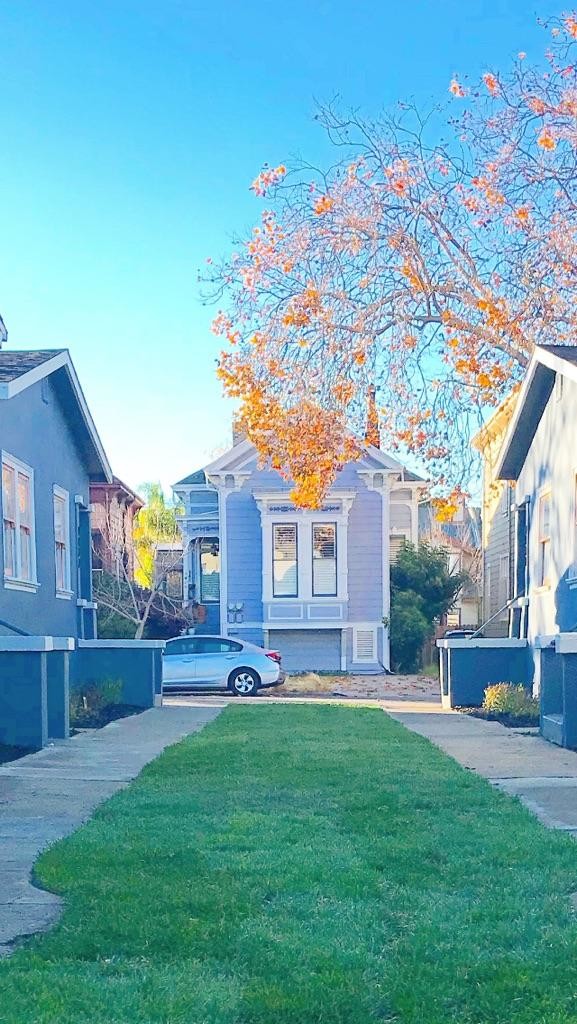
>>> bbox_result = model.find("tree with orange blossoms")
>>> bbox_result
[205,14,577,509]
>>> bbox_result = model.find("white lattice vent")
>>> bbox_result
[353,627,377,663]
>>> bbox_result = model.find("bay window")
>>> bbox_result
[2,453,36,587]
[273,523,298,597]
[312,523,337,596]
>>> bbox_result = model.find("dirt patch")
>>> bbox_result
[277,673,440,702]
[70,704,145,730]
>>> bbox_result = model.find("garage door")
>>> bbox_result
[272,630,341,673]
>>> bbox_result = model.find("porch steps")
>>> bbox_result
[541,713,564,747]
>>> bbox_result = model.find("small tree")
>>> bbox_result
[390,542,467,672]
[92,484,189,640]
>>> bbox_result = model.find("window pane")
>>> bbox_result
[54,495,65,543]
[20,527,31,580]
[165,639,185,656]
[17,473,31,528]
[166,570,182,598]
[56,544,66,590]
[273,524,298,597]
[3,522,15,576]
[2,464,15,520]
[313,524,337,596]
[540,495,551,539]
[200,539,220,602]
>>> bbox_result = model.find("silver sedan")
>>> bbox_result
[162,635,285,696]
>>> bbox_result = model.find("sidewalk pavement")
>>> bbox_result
[0,704,221,956]
[388,703,577,833]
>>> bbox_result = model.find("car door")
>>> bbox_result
[162,638,197,686]
[193,637,243,688]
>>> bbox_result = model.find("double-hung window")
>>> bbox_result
[53,486,71,594]
[272,524,298,597]
[312,523,337,596]
[538,491,551,588]
[2,453,36,587]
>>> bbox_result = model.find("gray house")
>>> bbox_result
[0,348,163,751]
[0,349,110,638]
[440,344,577,749]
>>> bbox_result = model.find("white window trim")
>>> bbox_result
[53,484,73,598]
[535,486,552,591]
[2,451,38,591]
[312,521,338,598]
[255,493,354,603]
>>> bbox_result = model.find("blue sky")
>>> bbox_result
[0,0,559,495]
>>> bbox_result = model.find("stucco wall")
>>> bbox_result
[515,373,577,642]
[0,375,91,637]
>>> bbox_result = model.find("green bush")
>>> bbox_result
[70,679,123,728]
[482,683,539,723]
[390,590,430,673]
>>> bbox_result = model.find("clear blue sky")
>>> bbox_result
[0,0,559,496]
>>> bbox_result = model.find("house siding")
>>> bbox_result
[483,482,514,636]
[516,373,577,644]
[347,479,383,623]
[225,484,263,627]
[0,376,91,638]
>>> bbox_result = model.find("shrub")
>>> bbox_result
[390,590,430,673]
[482,683,539,723]
[70,679,123,728]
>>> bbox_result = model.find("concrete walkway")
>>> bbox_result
[0,704,221,956]
[389,703,577,833]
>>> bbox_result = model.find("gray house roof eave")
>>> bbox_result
[495,343,577,481]
[0,349,112,483]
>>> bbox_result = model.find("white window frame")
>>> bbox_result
[255,492,354,603]
[1,451,38,591]
[312,522,337,597]
[272,522,299,598]
[53,485,72,598]
[537,490,551,589]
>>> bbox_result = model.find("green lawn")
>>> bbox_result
[3,705,577,1023]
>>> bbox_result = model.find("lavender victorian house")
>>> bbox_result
[174,439,422,673]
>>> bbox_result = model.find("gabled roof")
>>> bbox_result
[187,437,425,482]
[0,349,65,382]
[0,349,112,482]
[497,343,577,481]
[174,468,207,487]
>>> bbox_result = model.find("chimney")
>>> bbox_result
[365,385,380,448]
[232,412,246,447]
[0,313,7,349]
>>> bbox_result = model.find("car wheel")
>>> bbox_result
[229,668,260,697]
